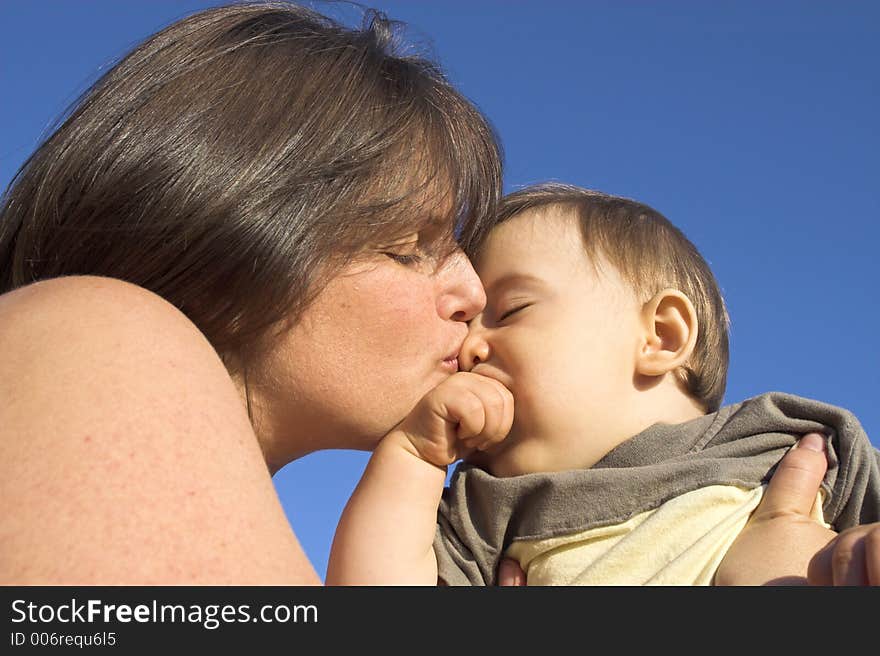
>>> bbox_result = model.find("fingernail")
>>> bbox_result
[799,433,826,452]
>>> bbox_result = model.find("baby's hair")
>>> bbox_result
[494,183,730,412]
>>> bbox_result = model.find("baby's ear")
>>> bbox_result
[636,288,698,377]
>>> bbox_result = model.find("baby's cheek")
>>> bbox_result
[510,382,554,433]
[532,373,595,435]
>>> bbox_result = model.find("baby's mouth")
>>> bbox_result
[468,364,509,388]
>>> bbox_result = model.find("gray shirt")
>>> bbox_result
[434,391,880,585]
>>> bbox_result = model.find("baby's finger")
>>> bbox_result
[453,390,487,442]
[454,376,510,444]
[474,378,513,446]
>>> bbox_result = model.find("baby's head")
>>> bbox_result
[461,183,730,477]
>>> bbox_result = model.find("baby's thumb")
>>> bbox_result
[759,432,828,518]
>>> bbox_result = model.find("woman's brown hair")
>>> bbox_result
[0,1,502,375]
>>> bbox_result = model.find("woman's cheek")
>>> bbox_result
[381,282,438,347]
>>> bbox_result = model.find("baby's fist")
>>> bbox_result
[396,372,514,467]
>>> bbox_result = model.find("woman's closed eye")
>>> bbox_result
[383,251,423,266]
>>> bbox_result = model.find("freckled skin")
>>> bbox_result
[0,230,487,584]
[247,249,486,469]
[0,277,322,583]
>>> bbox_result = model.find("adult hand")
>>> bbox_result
[807,523,880,585]
[715,432,837,585]
[496,558,526,586]
[498,432,880,586]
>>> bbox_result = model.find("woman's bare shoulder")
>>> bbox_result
[0,276,321,585]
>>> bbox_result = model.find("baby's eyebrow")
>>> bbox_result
[485,272,548,295]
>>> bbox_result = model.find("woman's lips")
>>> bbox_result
[441,356,459,372]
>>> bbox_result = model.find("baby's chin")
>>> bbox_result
[461,424,517,473]
[463,444,532,478]
[462,448,491,470]
[461,422,558,477]
[462,444,510,477]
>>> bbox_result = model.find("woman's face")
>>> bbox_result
[250,239,486,470]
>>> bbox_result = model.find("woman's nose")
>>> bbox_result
[438,250,486,322]
[459,325,491,371]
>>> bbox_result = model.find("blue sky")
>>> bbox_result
[2,1,877,581]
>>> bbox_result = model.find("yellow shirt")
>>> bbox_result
[504,485,828,585]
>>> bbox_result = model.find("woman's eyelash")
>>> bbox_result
[383,252,423,266]
[498,304,530,321]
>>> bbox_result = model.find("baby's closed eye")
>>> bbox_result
[497,302,532,323]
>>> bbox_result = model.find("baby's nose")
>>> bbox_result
[459,329,490,371]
